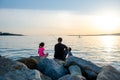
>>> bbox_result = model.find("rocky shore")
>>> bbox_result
[0,32,24,36]
[0,55,120,80]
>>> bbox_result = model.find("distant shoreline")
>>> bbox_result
[0,32,24,36]
[68,33,120,36]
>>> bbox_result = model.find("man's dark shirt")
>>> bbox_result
[54,43,67,60]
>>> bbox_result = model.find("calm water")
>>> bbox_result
[0,35,120,71]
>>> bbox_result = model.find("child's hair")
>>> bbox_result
[68,47,72,51]
[39,42,44,48]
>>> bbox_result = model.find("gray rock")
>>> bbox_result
[65,56,101,80]
[58,74,86,80]
[37,58,68,80]
[69,65,83,75]
[97,65,120,80]
[40,72,52,80]
[0,56,41,80]
[58,65,86,80]
[54,58,66,65]
[69,65,86,80]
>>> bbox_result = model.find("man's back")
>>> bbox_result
[54,43,67,60]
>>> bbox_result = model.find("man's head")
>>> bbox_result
[58,37,62,43]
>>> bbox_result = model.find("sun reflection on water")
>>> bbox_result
[101,36,116,52]
[98,36,119,66]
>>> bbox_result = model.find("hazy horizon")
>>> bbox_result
[0,0,120,35]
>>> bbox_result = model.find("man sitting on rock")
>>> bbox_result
[54,37,68,61]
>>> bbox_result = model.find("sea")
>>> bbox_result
[0,35,120,71]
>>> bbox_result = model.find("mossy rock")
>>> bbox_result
[17,58,37,69]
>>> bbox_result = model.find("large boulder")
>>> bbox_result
[58,65,86,80]
[65,56,101,80]
[0,56,41,80]
[37,58,68,80]
[54,58,66,65]
[97,65,120,80]
[17,57,38,69]
[69,65,86,79]
[69,65,83,75]
[17,56,47,69]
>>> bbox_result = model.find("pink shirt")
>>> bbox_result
[38,47,45,57]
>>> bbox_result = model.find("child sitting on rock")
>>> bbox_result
[67,47,73,57]
[65,47,73,58]
[38,42,48,57]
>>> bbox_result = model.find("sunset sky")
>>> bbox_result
[0,0,120,35]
